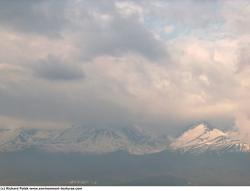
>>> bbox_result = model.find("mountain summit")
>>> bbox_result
[170,123,250,154]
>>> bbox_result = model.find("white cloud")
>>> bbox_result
[115,1,144,22]
[221,0,250,35]
[163,25,174,34]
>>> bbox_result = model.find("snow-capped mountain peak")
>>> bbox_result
[170,123,250,154]
[177,123,213,142]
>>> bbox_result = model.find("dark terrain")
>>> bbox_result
[1,149,250,186]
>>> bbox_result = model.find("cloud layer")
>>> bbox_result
[0,0,250,137]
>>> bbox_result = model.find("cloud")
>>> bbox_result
[164,25,174,34]
[0,0,166,60]
[137,0,221,30]
[80,17,166,61]
[236,43,250,72]
[70,1,167,61]
[221,0,250,35]
[0,0,250,138]
[34,55,84,81]
[0,0,70,37]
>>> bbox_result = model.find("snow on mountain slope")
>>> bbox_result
[46,126,168,155]
[0,126,168,155]
[1,123,249,155]
[0,128,58,152]
[170,123,250,154]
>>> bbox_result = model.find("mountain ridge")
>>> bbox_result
[0,123,249,155]
[0,126,168,155]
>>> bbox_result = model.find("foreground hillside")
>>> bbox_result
[1,149,250,186]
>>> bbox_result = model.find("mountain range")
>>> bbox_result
[0,123,249,155]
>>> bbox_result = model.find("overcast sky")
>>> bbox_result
[0,0,249,136]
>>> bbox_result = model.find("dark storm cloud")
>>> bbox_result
[34,55,84,81]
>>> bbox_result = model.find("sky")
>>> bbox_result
[0,0,250,137]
